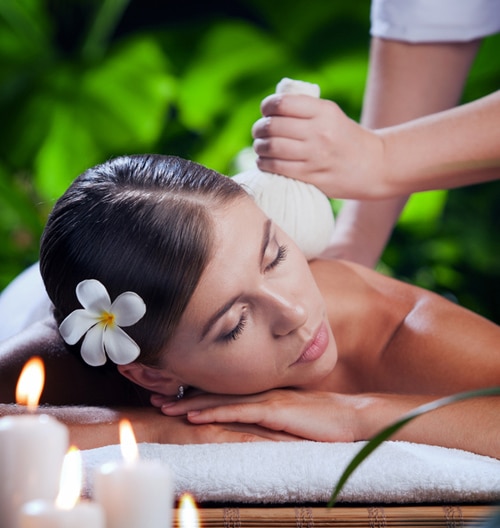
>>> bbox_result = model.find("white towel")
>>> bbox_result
[81,441,500,504]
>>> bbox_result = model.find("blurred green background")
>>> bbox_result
[1,0,499,322]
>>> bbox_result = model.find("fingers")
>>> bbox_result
[252,119,311,175]
[186,403,264,425]
[253,136,305,159]
[259,93,323,119]
[150,393,174,408]
[161,393,264,416]
[252,115,313,140]
[253,95,328,141]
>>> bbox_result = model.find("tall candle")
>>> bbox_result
[19,447,105,528]
[93,419,174,528]
[0,357,69,528]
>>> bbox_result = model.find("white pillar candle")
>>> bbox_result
[18,499,104,528]
[19,446,104,528]
[0,358,69,528]
[93,419,174,528]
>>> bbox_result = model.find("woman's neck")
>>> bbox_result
[310,259,411,393]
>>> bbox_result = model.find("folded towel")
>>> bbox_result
[81,440,500,504]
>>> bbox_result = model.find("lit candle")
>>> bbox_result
[178,494,200,528]
[93,419,174,528]
[19,446,105,527]
[0,357,69,528]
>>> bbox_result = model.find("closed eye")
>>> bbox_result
[265,244,288,272]
[221,312,248,342]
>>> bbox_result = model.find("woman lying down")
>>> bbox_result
[0,154,498,457]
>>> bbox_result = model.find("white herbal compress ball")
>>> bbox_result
[233,78,334,260]
[233,169,334,260]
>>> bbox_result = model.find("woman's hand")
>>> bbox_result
[252,94,387,200]
[158,389,363,443]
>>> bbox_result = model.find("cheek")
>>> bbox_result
[204,344,272,387]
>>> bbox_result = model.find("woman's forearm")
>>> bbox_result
[357,393,500,459]
[166,389,500,459]
[0,403,296,450]
[379,90,500,196]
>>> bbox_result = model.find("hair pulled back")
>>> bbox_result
[40,154,247,366]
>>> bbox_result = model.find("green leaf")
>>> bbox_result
[195,96,263,173]
[0,0,51,55]
[0,162,43,290]
[31,36,176,200]
[328,386,500,507]
[177,21,285,131]
[398,190,448,231]
[0,164,45,234]
[317,53,369,110]
[80,36,177,149]
[81,0,131,61]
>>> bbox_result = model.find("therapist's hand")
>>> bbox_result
[252,94,387,200]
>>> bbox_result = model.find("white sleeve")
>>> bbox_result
[371,0,500,42]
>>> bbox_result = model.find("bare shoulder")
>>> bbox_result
[309,258,420,302]
[309,259,500,394]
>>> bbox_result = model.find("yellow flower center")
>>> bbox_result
[99,311,115,327]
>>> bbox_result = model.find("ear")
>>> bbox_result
[117,362,179,397]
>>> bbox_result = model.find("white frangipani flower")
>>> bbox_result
[59,279,146,367]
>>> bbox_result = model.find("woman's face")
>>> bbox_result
[161,196,338,394]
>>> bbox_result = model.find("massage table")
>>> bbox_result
[82,440,500,527]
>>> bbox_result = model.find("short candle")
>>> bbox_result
[19,499,104,528]
[19,447,104,528]
[94,419,174,528]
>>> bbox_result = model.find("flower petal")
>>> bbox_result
[111,292,146,327]
[59,310,98,345]
[103,326,140,365]
[76,279,111,313]
[80,324,107,366]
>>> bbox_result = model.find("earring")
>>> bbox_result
[176,385,185,400]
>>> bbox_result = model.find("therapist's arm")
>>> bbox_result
[322,38,481,266]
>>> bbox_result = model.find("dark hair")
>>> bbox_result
[40,154,247,366]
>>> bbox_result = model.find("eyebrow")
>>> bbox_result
[199,219,272,341]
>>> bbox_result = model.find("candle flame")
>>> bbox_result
[55,446,82,510]
[15,356,45,410]
[178,493,200,528]
[119,419,139,463]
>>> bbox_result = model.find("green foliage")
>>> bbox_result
[0,0,498,324]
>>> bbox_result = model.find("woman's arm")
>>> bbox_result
[320,37,480,266]
[161,388,500,458]
[0,403,299,450]
[379,90,500,196]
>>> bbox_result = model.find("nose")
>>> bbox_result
[260,283,308,336]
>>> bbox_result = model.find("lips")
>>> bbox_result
[294,322,329,364]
